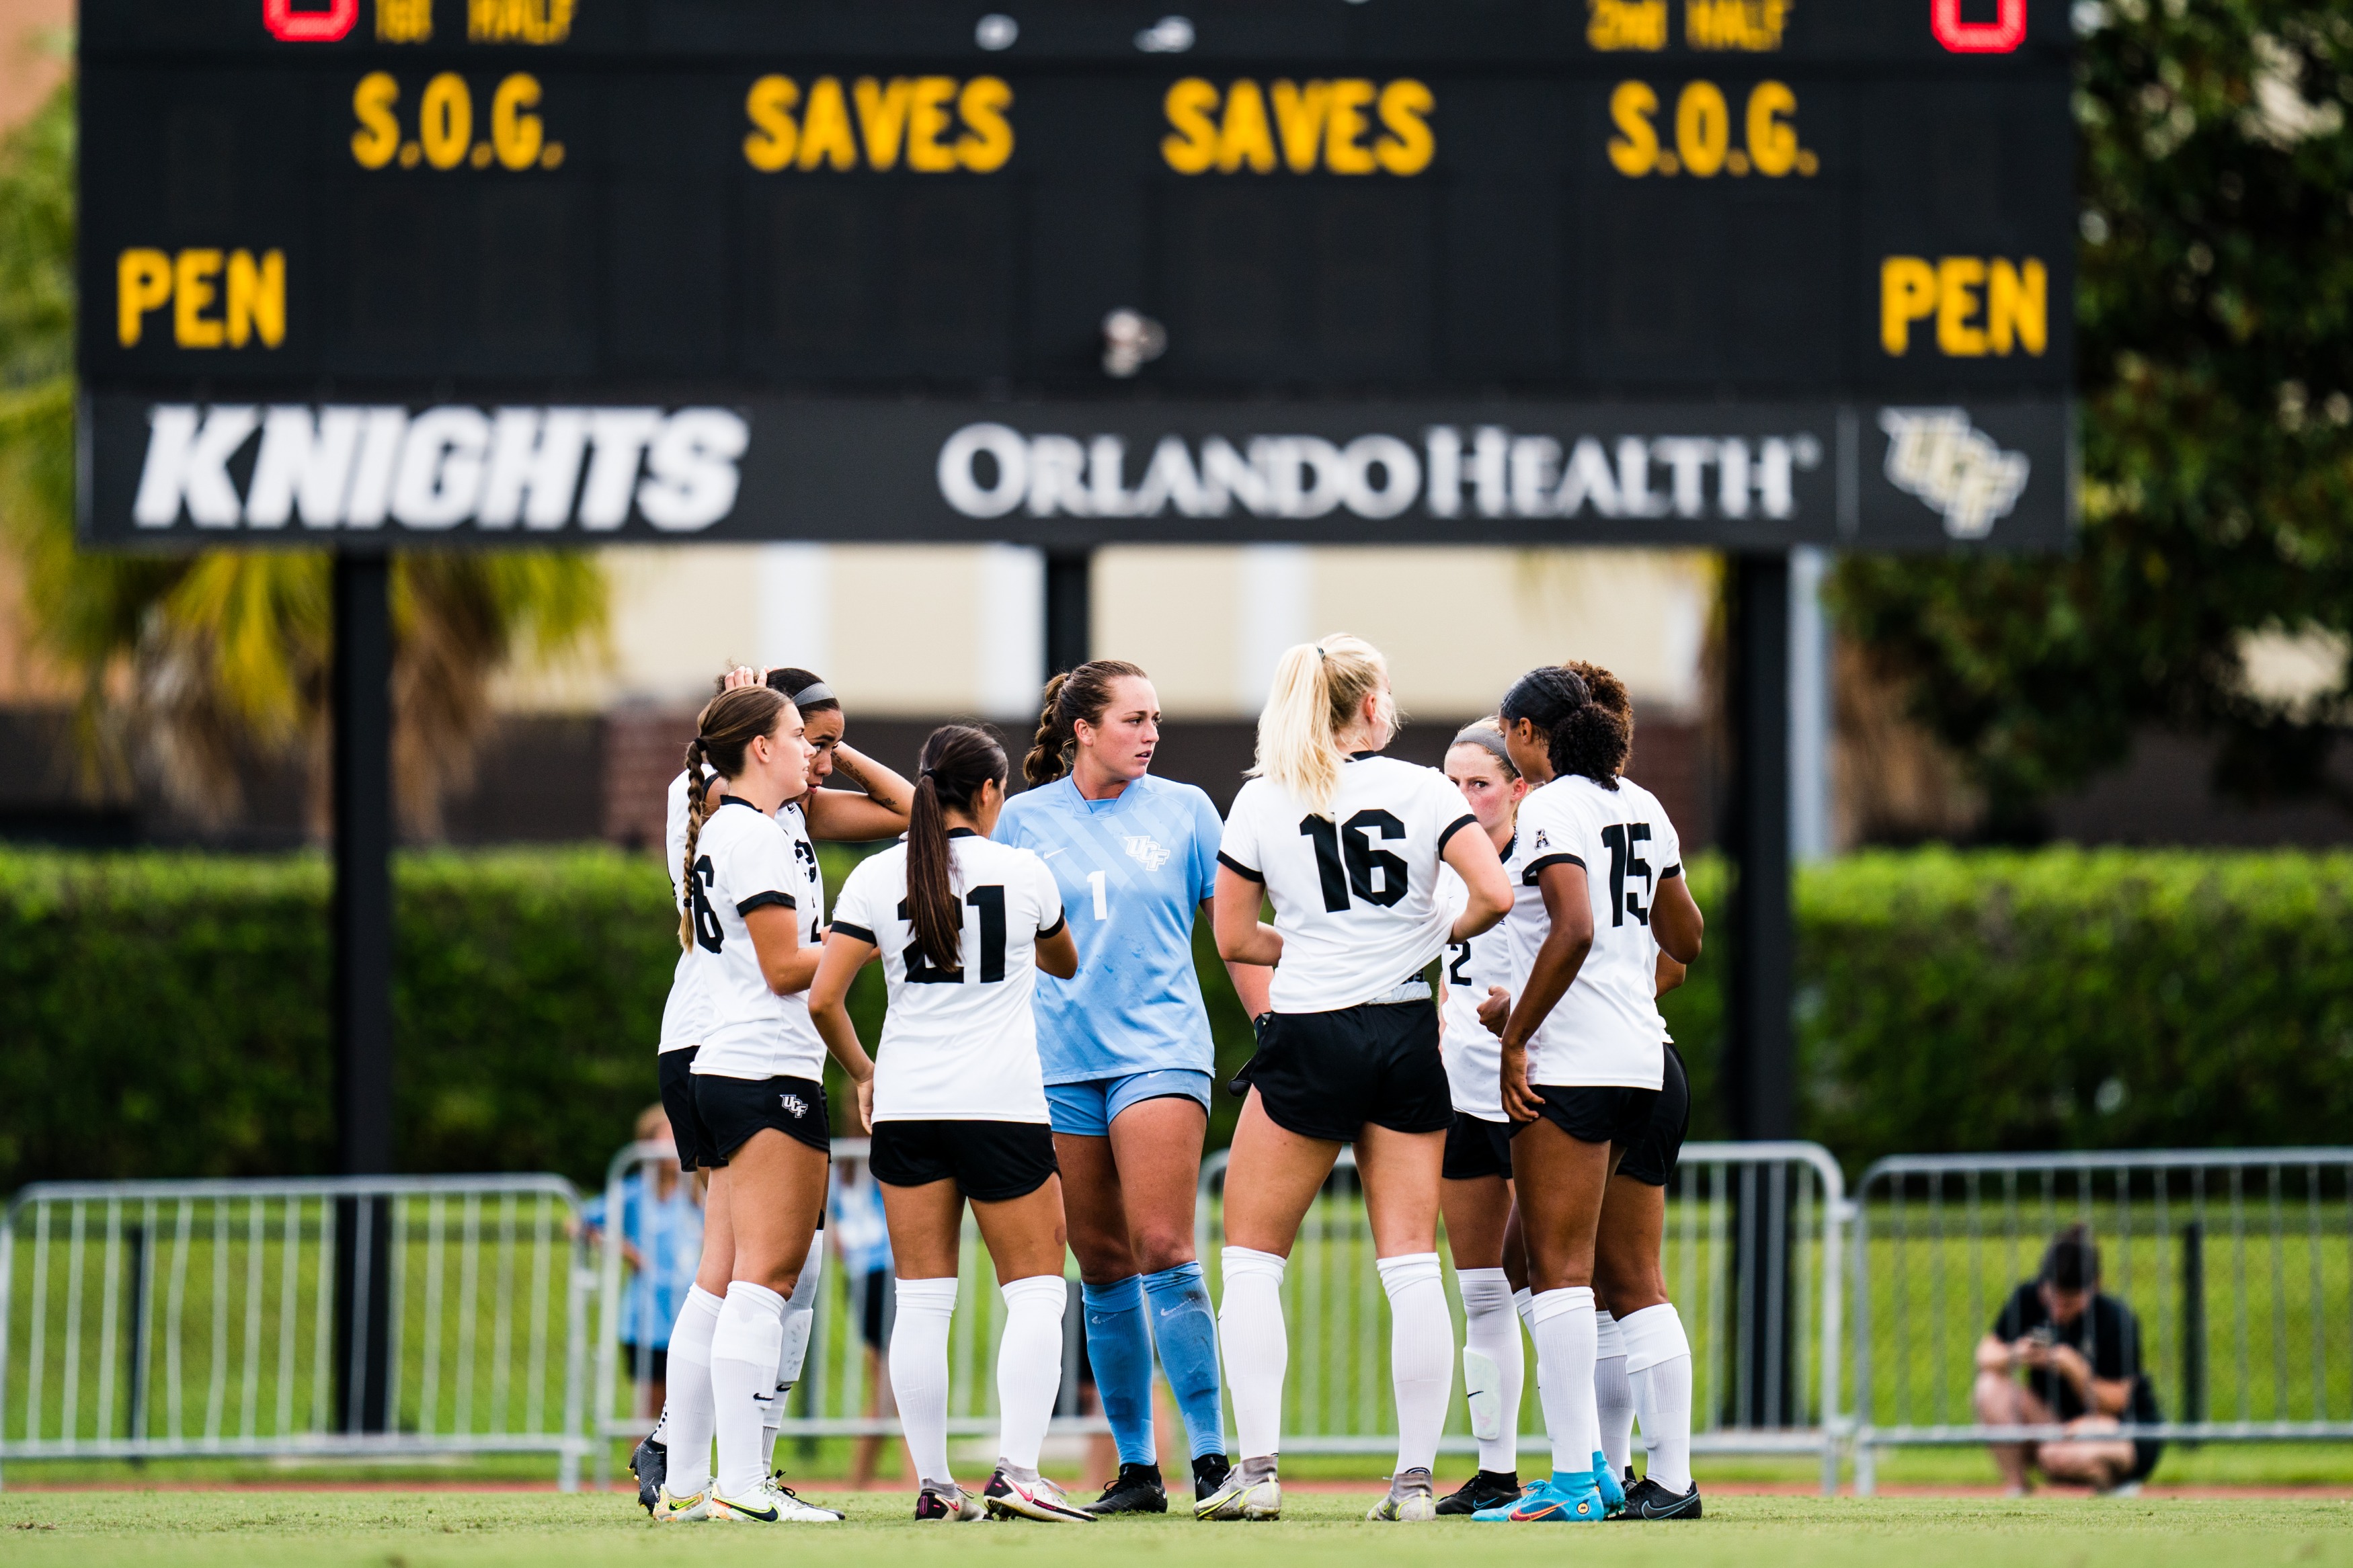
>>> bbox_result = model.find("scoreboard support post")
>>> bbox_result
[1726,550,1799,1426]
[329,552,395,1436]
[1044,547,1092,677]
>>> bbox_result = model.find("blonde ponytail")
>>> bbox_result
[1249,633,1392,818]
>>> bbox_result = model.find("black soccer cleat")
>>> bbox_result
[1435,1469,1523,1516]
[629,1435,668,1515]
[1191,1452,1233,1503]
[1085,1460,1169,1515]
[1615,1477,1702,1520]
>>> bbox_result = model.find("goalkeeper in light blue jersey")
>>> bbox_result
[994,659,1272,1516]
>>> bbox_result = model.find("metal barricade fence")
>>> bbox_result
[1851,1149,2353,1494]
[1196,1140,1848,1491]
[590,1139,1107,1484]
[0,1175,593,1491]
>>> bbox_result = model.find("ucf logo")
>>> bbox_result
[1877,407,2030,540]
[1123,835,1171,872]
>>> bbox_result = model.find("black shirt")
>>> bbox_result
[1991,1283,2143,1421]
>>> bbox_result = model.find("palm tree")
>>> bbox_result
[0,80,606,838]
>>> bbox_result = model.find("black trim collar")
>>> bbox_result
[1347,749,1380,761]
[946,826,979,839]
[719,795,766,813]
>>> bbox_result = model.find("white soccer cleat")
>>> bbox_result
[649,1485,711,1524]
[914,1483,985,1521]
[707,1478,846,1522]
[1365,1467,1439,1522]
[1462,1348,1504,1442]
[982,1467,1096,1522]
[1193,1469,1281,1521]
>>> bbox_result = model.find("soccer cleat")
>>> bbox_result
[1436,1469,1523,1516]
[630,1435,668,1515]
[1193,1467,1281,1520]
[1365,1466,1439,1522]
[1593,1452,1626,1516]
[1615,1477,1702,1520]
[914,1484,984,1522]
[1084,1461,1169,1515]
[1476,1473,1604,1522]
[982,1467,1096,1523]
[649,1485,711,1524]
[707,1477,845,1522]
[1191,1452,1233,1502]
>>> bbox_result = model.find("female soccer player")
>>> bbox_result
[1475,665,1702,1525]
[1430,720,1534,1516]
[659,685,849,1525]
[636,667,908,1513]
[1562,661,1703,1521]
[1204,634,1511,1523]
[809,725,1090,1525]
[994,660,1272,1514]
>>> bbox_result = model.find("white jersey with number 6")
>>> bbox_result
[828,830,1066,1124]
[1218,755,1477,1014]
[682,797,824,1083]
[659,774,824,1057]
[1507,772,1683,1090]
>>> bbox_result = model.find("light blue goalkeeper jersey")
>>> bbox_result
[992,772,1224,1084]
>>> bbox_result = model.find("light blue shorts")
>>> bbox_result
[1045,1069,1214,1139]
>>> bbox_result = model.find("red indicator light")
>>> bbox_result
[263,0,358,42]
[1931,0,2026,52]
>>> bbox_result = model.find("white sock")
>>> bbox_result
[712,1282,786,1498]
[889,1276,960,1489]
[1622,1303,1694,1493]
[996,1275,1068,1473]
[662,1286,724,1495]
[760,1252,824,1474]
[1529,1286,1598,1479]
[1218,1247,1289,1463]
[1374,1253,1452,1475]
[1594,1308,1635,1479]
[1515,1287,1554,1452]
[1458,1268,1523,1475]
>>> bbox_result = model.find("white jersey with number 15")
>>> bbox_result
[1508,772,1683,1091]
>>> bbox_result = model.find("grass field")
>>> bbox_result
[1,1491,2351,1568]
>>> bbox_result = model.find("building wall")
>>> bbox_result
[504,543,1715,728]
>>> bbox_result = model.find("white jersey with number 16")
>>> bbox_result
[1218,754,1477,1014]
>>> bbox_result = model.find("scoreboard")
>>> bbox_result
[79,0,2074,550]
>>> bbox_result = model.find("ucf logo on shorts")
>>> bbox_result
[779,1093,809,1119]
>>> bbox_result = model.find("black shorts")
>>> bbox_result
[692,1072,832,1163]
[854,1268,891,1350]
[869,1118,1058,1202]
[1616,1042,1691,1188]
[1239,999,1451,1143]
[1443,1111,1515,1181]
[659,1046,717,1170]
[624,1343,668,1384]
[1512,1082,1661,1147]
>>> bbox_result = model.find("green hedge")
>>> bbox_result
[3,847,2350,1192]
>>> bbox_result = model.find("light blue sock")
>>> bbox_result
[1141,1262,1226,1460]
[1081,1276,1157,1467]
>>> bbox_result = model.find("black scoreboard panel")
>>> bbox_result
[80,0,2075,549]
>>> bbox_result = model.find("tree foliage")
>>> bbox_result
[1832,0,2353,834]
[0,81,608,836]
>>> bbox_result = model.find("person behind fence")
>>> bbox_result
[827,1161,898,1490]
[1973,1224,2163,1495]
[582,1104,705,1423]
